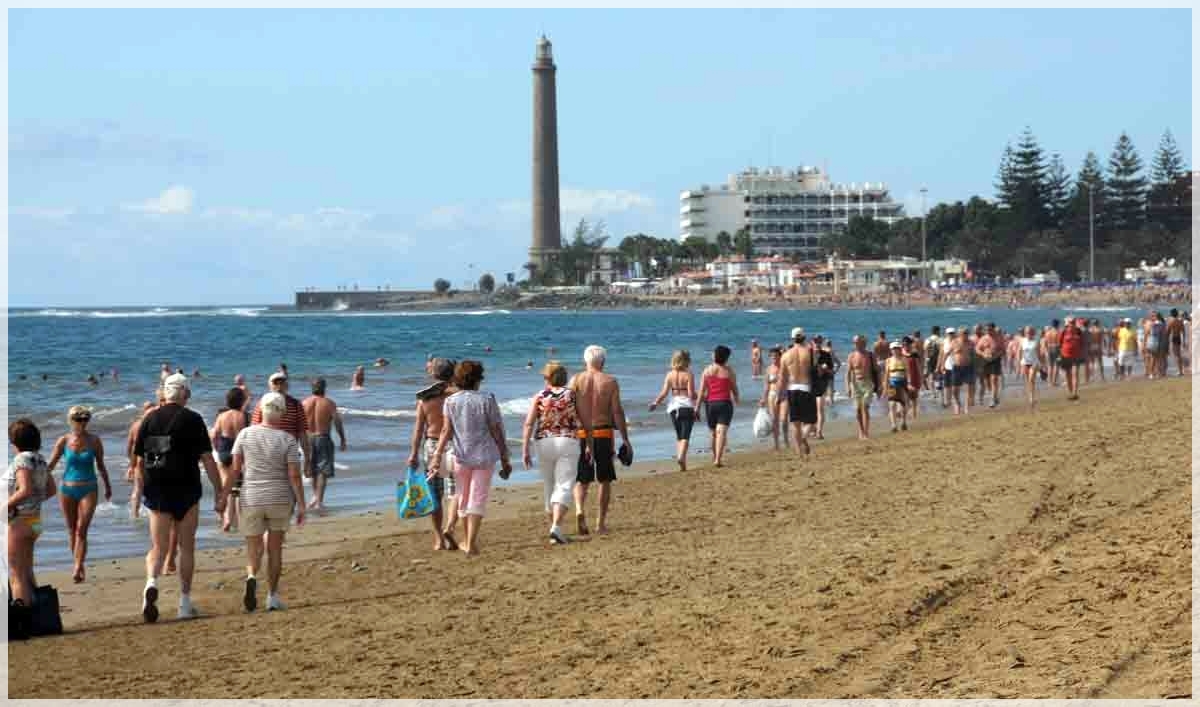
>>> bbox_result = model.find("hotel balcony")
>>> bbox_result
[679,203,706,215]
[680,218,706,229]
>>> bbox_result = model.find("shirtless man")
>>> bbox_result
[872,331,890,395]
[233,374,253,420]
[1042,320,1061,387]
[750,340,763,379]
[844,335,877,440]
[407,358,457,551]
[351,366,366,390]
[569,345,631,536]
[301,378,346,514]
[939,328,973,415]
[777,327,816,456]
[1166,308,1187,376]
[975,324,1002,408]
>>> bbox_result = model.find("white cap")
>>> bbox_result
[945,327,956,334]
[889,341,902,349]
[790,327,805,340]
[163,372,190,390]
[269,371,288,383]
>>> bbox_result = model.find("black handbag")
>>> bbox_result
[29,585,63,636]
[8,597,31,640]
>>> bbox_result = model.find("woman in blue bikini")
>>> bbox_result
[47,405,112,582]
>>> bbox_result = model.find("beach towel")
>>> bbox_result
[396,466,435,519]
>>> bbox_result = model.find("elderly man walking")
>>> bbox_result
[233,392,306,612]
[569,345,631,536]
[132,373,223,622]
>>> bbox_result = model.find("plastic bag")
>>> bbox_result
[753,406,773,439]
[396,466,436,519]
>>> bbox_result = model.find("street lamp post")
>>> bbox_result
[920,186,928,284]
[1086,183,1095,283]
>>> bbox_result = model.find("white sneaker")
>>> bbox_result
[178,594,198,620]
[141,579,159,623]
[266,593,285,612]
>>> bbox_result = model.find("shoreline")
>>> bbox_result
[283,287,1191,313]
[9,376,1190,698]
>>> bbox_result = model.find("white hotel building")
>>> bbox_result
[679,166,905,261]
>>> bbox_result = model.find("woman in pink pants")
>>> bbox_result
[429,360,512,556]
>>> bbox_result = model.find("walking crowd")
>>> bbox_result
[6,308,1189,635]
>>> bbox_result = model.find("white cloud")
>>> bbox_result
[11,206,76,220]
[560,188,654,218]
[201,207,275,225]
[123,185,195,215]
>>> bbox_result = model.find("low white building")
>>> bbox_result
[1123,259,1188,282]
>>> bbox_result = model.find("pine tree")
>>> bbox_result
[994,143,1017,207]
[1150,128,1184,185]
[1044,153,1072,229]
[1106,132,1147,231]
[1010,127,1050,232]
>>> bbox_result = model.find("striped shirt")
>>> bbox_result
[232,425,299,508]
[250,394,307,441]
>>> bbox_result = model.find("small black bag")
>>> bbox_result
[29,585,63,636]
[9,597,31,641]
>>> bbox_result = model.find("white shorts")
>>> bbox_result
[422,438,456,478]
[1117,351,1136,368]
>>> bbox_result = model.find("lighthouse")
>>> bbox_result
[529,35,562,277]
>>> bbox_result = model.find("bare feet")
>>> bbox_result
[595,525,610,536]
[165,559,177,575]
[72,566,84,583]
[576,514,590,536]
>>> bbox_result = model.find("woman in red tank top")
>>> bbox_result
[696,345,739,468]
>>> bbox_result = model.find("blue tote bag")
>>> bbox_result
[396,466,436,519]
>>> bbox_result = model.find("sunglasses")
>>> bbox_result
[71,415,91,422]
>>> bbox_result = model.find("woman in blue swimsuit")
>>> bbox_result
[46,405,111,583]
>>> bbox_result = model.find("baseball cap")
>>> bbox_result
[163,372,190,390]
[790,327,805,340]
[269,371,288,383]
[889,341,902,349]
[945,327,956,334]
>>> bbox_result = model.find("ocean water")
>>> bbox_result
[7,303,1170,567]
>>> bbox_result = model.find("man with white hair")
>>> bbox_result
[232,392,306,612]
[132,372,224,622]
[569,345,631,536]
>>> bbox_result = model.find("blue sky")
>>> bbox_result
[9,9,1191,306]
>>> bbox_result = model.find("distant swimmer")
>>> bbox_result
[351,366,366,390]
[86,374,99,387]
[17,374,26,381]
[112,368,120,382]
[547,346,558,357]
[373,358,390,368]
[192,368,202,379]
[484,346,493,353]
[526,360,534,370]
[41,373,48,381]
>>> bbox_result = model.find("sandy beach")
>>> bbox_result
[7,376,1190,699]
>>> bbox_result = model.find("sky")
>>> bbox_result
[8,9,1192,306]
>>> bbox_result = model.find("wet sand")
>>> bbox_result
[8,377,1191,698]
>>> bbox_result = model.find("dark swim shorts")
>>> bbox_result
[787,389,817,424]
[577,436,616,484]
[704,401,734,430]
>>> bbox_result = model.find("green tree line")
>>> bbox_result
[827,127,1190,281]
